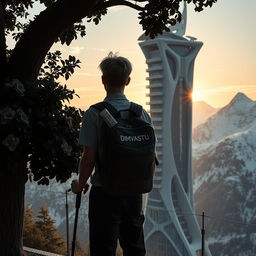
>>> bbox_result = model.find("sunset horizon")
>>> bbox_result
[40,0,256,111]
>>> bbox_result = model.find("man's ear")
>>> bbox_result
[125,77,131,86]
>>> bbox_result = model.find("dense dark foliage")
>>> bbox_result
[1,51,83,184]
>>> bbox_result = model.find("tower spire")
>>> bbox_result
[169,0,187,36]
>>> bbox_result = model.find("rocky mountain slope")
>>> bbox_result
[193,93,256,256]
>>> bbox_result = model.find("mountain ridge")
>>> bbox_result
[193,101,217,128]
[193,93,256,147]
[193,92,256,256]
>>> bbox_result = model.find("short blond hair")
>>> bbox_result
[99,52,132,87]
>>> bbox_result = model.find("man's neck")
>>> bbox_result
[106,89,125,96]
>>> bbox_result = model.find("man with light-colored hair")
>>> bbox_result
[71,52,153,256]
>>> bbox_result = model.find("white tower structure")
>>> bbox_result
[138,2,212,256]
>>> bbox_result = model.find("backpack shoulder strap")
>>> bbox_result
[91,102,119,117]
[129,102,143,117]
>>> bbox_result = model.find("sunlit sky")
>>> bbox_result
[37,0,256,109]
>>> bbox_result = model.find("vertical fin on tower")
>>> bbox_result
[169,0,187,37]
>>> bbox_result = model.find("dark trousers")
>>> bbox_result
[89,186,146,256]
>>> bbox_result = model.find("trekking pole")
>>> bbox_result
[201,211,205,256]
[71,192,82,256]
[65,190,70,256]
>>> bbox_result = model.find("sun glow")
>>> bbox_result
[192,90,203,102]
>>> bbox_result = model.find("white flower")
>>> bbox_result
[0,107,15,124]
[16,108,30,126]
[61,140,72,156]
[5,79,25,96]
[2,134,20,151]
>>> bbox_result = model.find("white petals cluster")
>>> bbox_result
[16,108,30,125]
[0,107,30,126]
[5,79,25,96]
[2,134,20,151]
[61,140,72,156]
[0,107,16,124]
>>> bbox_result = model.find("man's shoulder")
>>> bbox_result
[82,105,100,122]
[131,102,152,124]
[141,108,152,124]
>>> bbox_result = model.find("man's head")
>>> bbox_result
[99,52,132,92]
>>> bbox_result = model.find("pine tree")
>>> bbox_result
[23,206,90,255]
[22,206,66,254]
[23,206,43,249]
[34,207,66,254]
[23,206,34,244]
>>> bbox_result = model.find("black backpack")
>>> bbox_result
[91,101,156,196]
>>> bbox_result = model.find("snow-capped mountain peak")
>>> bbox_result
[230,92,254,105]
[220,92,255,115]
[193,93,256,146]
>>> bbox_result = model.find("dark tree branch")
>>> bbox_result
[101,0,144,11]
[8,0,101,82]
[130,0,147,2]
[0,0,6,83]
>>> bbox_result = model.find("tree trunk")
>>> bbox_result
[0,163,27,256]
